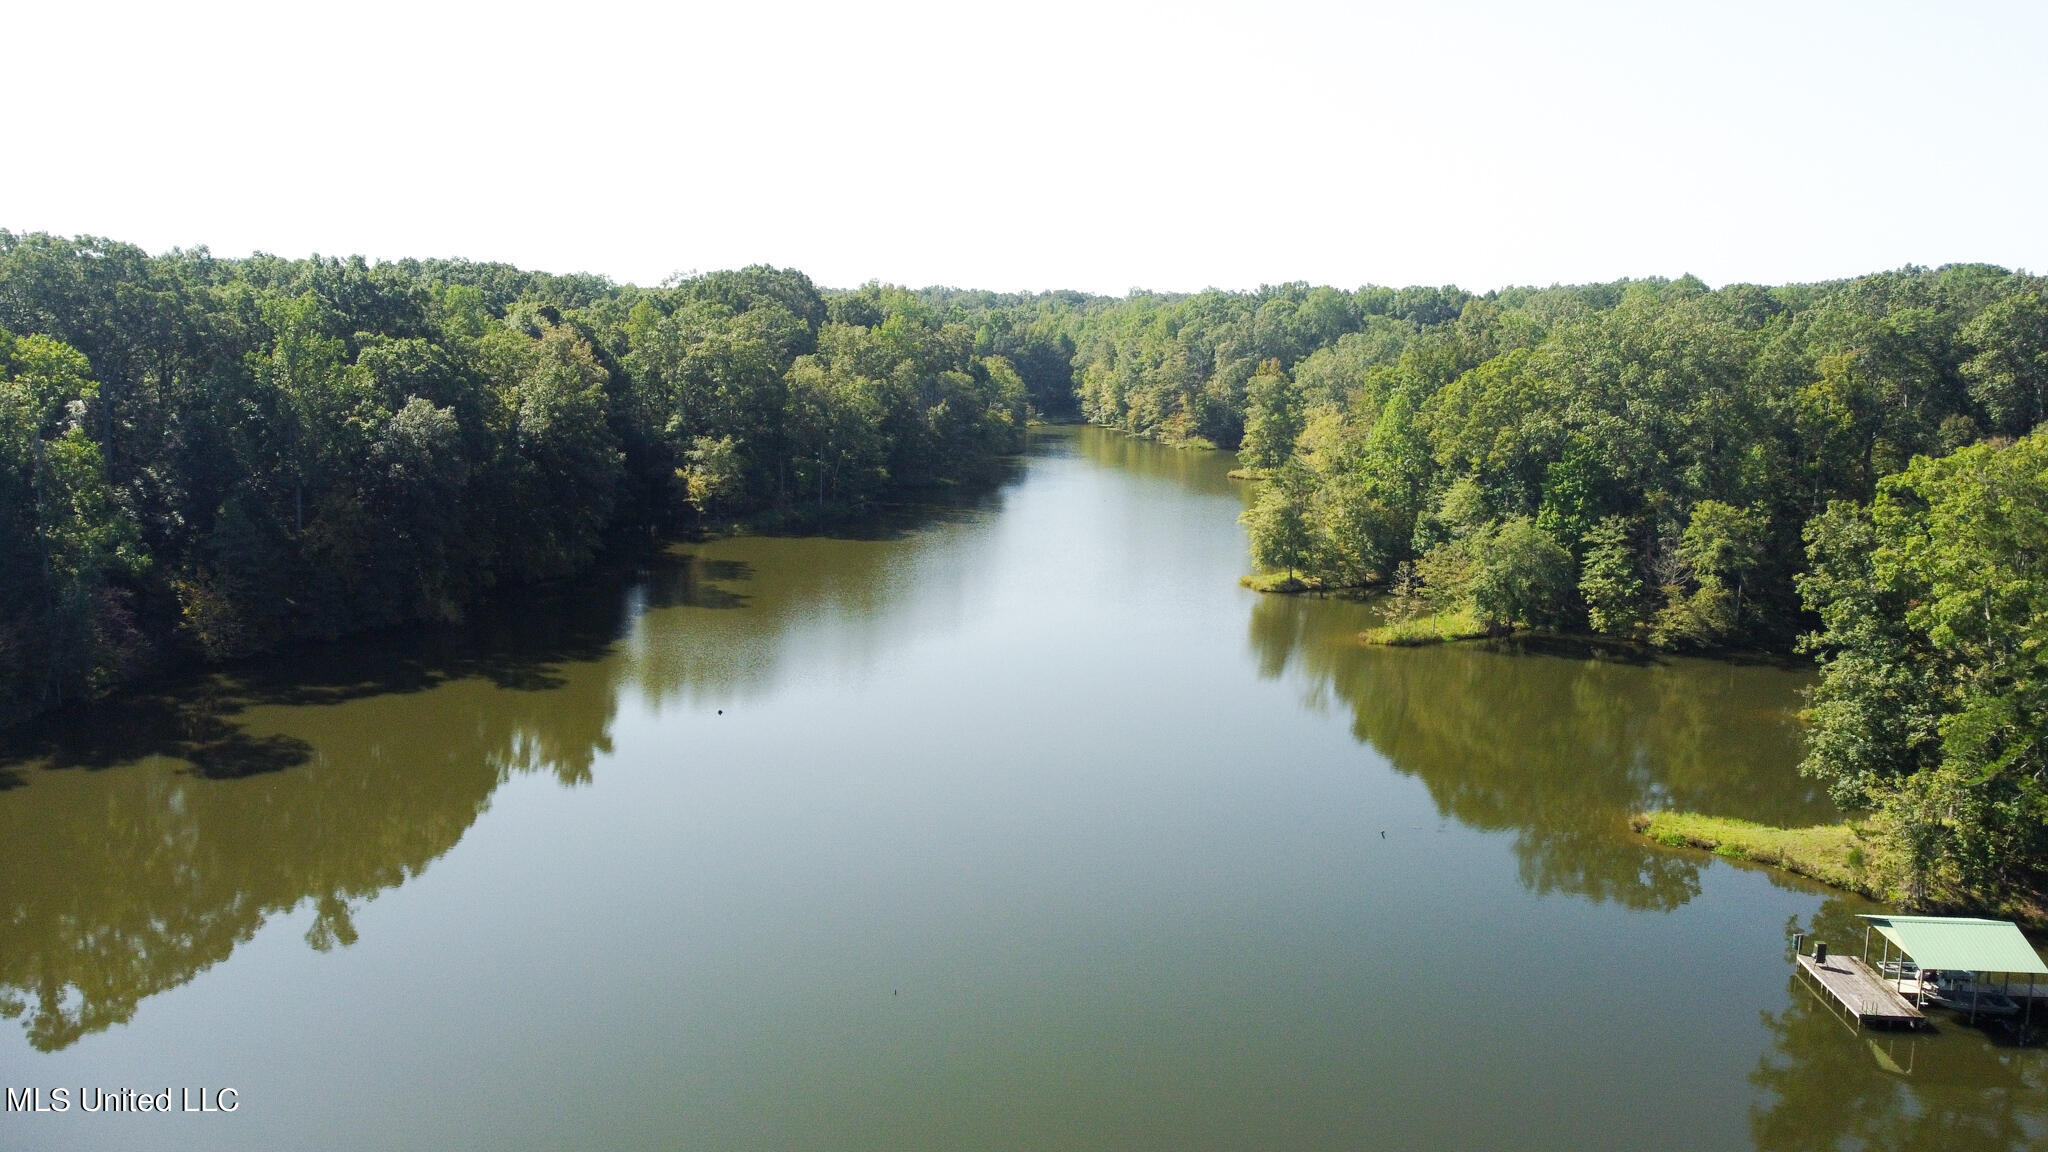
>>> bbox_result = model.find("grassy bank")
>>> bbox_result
[1632,811,1876,896]
[1635,811,2048,925]
[1240,571,1308,593]
[1238,571,1370,595]
[1360,607,1486,646]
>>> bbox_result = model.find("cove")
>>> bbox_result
[1,426,2040,1151]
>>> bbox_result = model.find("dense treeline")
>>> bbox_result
[1799,430,2048,909]
[8,232,2045,907]
[1075,270,2045,649]
[1074,282,1471,449]
[0,233,1045,724]
[1066,267,2048,907]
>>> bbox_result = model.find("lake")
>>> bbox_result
[2,426,2041,1150]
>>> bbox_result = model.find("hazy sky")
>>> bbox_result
[6,0,2043,294]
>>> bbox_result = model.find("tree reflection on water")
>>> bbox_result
[1247,592,2048,1149]
[1245,589,1835,911]
[0,582,628,1051]
[0,480,1020,1053]
[1749,899,2048,1151]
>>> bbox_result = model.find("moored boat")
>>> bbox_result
[1919,970,2022,1017]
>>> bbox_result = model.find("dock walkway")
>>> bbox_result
[1796,953,1925,1026]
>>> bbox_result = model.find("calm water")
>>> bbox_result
[2,427,2041,1150]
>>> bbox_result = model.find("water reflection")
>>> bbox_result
[1245,590,1836,910]
[629,530,994,706]
[0,594,631,1050]
[1750,899,2048,1151]
[1245,585,2048,1149]
[0,466,1028,1053]
[1064,424,1245,497]
[9,423,2045,1152]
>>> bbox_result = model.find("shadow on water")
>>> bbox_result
[184,732,315,781]
[1476,631,1667,667]
[1247,590,1836,912]
[747,452,1031,544]
[0,533,803,778]
[0,455,1039,1053]
[1480,631,1817,671]
[1747,896,2048,1152]
[662,556,754,610]
[1062,424,1244,499]
[0,533,696,1050]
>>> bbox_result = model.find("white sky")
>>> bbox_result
[4,0,2044,295]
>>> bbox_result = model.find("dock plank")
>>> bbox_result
[1797,954,1925,1025]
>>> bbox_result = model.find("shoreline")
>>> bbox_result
[1632,811,2048,929]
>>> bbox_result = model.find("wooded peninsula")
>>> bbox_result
[3,232,2044,912]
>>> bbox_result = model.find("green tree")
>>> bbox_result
[1242,459,1316,580]
[1236,359,1301,471]
[683,435,744,516]
[0,331,148,707]
[1652,500,1769,647]
[1579,515,1650,640]
[357,396,470,618]
[1800,431,2048,904]
[251,292,377,533]
[482,323,623,579]
[782,353,886,514]
[1959,292,2048,436]
[1466,517,1574,632]
[1534,441,1607,549]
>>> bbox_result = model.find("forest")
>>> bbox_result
[1072,268,2048,909]
[0,233,1073,723]
[4,232,2045,908]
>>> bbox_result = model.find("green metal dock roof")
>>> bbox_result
[1859,915,2048,975]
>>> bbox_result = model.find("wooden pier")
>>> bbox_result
[1796,953,1925,1027]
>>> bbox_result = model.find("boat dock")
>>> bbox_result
[1796,953,1925,1027]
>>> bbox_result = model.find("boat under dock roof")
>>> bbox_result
[1858,915,2048,976]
